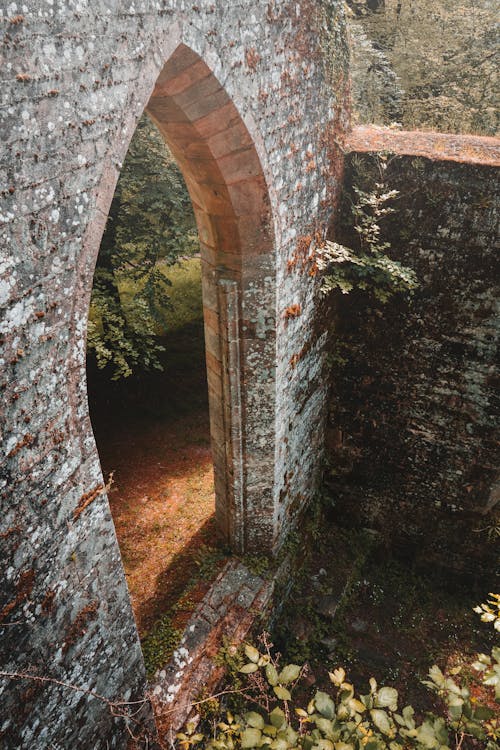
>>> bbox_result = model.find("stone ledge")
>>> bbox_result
[346,125,500,166]
[149,559,273,735]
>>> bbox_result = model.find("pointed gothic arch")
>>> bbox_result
[90,43,278,553]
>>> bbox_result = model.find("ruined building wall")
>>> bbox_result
[0,1,349,747]
[326,140,499,573]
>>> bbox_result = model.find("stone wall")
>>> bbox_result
[326,132,499,574]
[0,1,349,747]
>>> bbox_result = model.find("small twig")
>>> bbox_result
[0,670,154,743]
[153,686,251,714]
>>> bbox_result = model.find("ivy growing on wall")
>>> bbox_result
[318,156,418,303]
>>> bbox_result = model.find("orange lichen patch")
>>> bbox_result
[283,303,302,320]
[347,126,500,167]
[0,569,35,624]
[0,525,21,539]
[7,433,34,458]
[288,229,326,273]
[98,411,217,636]
[245,47,261,70]
[62,602,99,653]
[289,339,313,368]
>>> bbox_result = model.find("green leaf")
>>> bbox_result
[315,691,336,720]
[370,709,393,736]
[448,704,463,720]
[240,663,259,674]
[360,693,374,709]
[244,644,260,664]
[278,665,302,685]
[348,698,366,714]
[263,725,277,738]
[269,708,286,729]
[270,737,288,750]
[375,687,398,711]
[329,668,346,686]
[314,741,334,750]
[428,665,445,688]
[245,712,265,730]
[338,685,354,703]
[402,706,415,728]
[285,726,299,745]
[415,720,440,749]
[266,664,279,686]
[241,728,262,749]
[274,686,292,701]
[314,717,334,738]
[432,717,449,745]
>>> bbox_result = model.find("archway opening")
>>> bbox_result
[86,43,277,648]
[87,112,221,638]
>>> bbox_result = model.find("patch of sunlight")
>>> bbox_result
[115,255,203,334]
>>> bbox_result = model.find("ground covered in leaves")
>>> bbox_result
[88,259,228,669]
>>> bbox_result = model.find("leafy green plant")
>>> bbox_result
[474,595,500,634]
[318,158,418,303]
[177,595,500,750]
[423,662,499,747]
[178,641,454,750]
[141,614,182,677]
[87,113,198,379]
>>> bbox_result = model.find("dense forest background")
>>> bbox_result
[347,0,498,135]
[87,115,199,380]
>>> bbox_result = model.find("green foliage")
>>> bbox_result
[474,595,500,634]
[350,0,498,135]
[471,650,500,703]
[194,545,229,581]
[178,594,500,750]
[318,158,418,303]
[424,659,500,742]
[141,615,182,678]
[242,556,271,579]
[87,113,198,379]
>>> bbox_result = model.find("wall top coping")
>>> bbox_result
[346,125,500,168]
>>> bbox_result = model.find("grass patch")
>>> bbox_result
[117,256,202,335]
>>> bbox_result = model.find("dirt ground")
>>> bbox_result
[274,520,497,714]
[87,317,224,638]
[93,409,217,636]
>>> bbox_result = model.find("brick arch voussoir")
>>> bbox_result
[146,44,273,276]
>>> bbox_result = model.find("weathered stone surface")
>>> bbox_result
[0,2,349,747]
[326,134,499,574]
[150,560,273,735]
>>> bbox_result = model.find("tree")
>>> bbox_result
[349,0,498,136]
[87,114,198,379]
